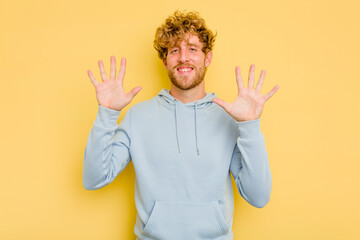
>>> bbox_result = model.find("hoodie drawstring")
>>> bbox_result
[174,99,200,155]
[194,102,200,155]
[174,99,181,153]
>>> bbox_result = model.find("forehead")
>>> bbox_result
[169,34,203,48]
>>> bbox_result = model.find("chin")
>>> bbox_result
[172,79,204,91]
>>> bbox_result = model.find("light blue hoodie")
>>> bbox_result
[83,89,272,240]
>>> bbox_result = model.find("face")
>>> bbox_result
[163,34,212,91]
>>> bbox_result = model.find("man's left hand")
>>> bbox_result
[213,64,279,122]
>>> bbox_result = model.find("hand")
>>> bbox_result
[87,56,142,111]
[212,64,279,122]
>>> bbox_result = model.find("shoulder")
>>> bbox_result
[209,102,235,119]
[126,96,159,115]
[208,103,238,127]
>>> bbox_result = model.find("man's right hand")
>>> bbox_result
[87,56,142,111]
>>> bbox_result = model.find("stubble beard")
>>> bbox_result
[167,65,207,91]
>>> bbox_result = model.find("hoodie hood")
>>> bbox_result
[157,89,217,155]
[158,89,217,108]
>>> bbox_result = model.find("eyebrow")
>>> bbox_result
[188,44,201,49]
[186,41,201,47]
[168,38,202,49]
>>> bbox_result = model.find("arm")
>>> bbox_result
[213,64,278,207]
[83,105,132,190]
[83,56,141,190]
[230,119,272,208]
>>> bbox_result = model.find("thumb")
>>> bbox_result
[212,98,231,112]
[128,86,142,100]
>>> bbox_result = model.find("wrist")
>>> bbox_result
[98,103,122,112]
[237,118,262,139]
[235,116,260,122]
[95,105,121,127]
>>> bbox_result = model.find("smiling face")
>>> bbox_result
[163,34,212,91]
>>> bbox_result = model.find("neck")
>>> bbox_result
[169,82,206,103]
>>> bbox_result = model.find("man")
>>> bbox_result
[83,11,278,240]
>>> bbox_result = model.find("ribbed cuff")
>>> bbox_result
[94,105,121,128]
[237,118,262,139]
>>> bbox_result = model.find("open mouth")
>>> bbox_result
[176,67,194,74]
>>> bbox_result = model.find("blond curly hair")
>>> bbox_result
[154,11,216,61]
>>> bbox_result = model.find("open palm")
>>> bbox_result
[213,64,278,122]
[87,56,142,111]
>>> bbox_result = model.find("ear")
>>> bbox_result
[162,58,168,68]
[205,51,213,67]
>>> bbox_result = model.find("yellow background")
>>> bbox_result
[1,0,359,239]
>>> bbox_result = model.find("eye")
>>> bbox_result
[170,49,178,54]
[190,47,197,51]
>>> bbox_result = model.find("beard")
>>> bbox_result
[167,64,207,91]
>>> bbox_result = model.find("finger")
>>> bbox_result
[212,98,231,112]
[255,70,266,93]
[248,64,255,89]
[87,70,99,88]
[98,60,108,81]
[117,57,126,83]
[127,86,142,100]
[235,66,244,93]
[264,85,279,101]
[110,56,116,79]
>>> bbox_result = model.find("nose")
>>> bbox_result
[179,48,189,63]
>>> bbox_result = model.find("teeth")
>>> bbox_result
[178,68,192,72]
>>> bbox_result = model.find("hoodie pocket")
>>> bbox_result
[142,201,228,239]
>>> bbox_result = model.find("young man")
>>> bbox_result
[83,11,278,240]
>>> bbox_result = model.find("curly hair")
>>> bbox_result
[154,11,216,61]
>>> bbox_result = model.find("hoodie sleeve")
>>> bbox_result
[82,105,132,190]
[229,118,272,208]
